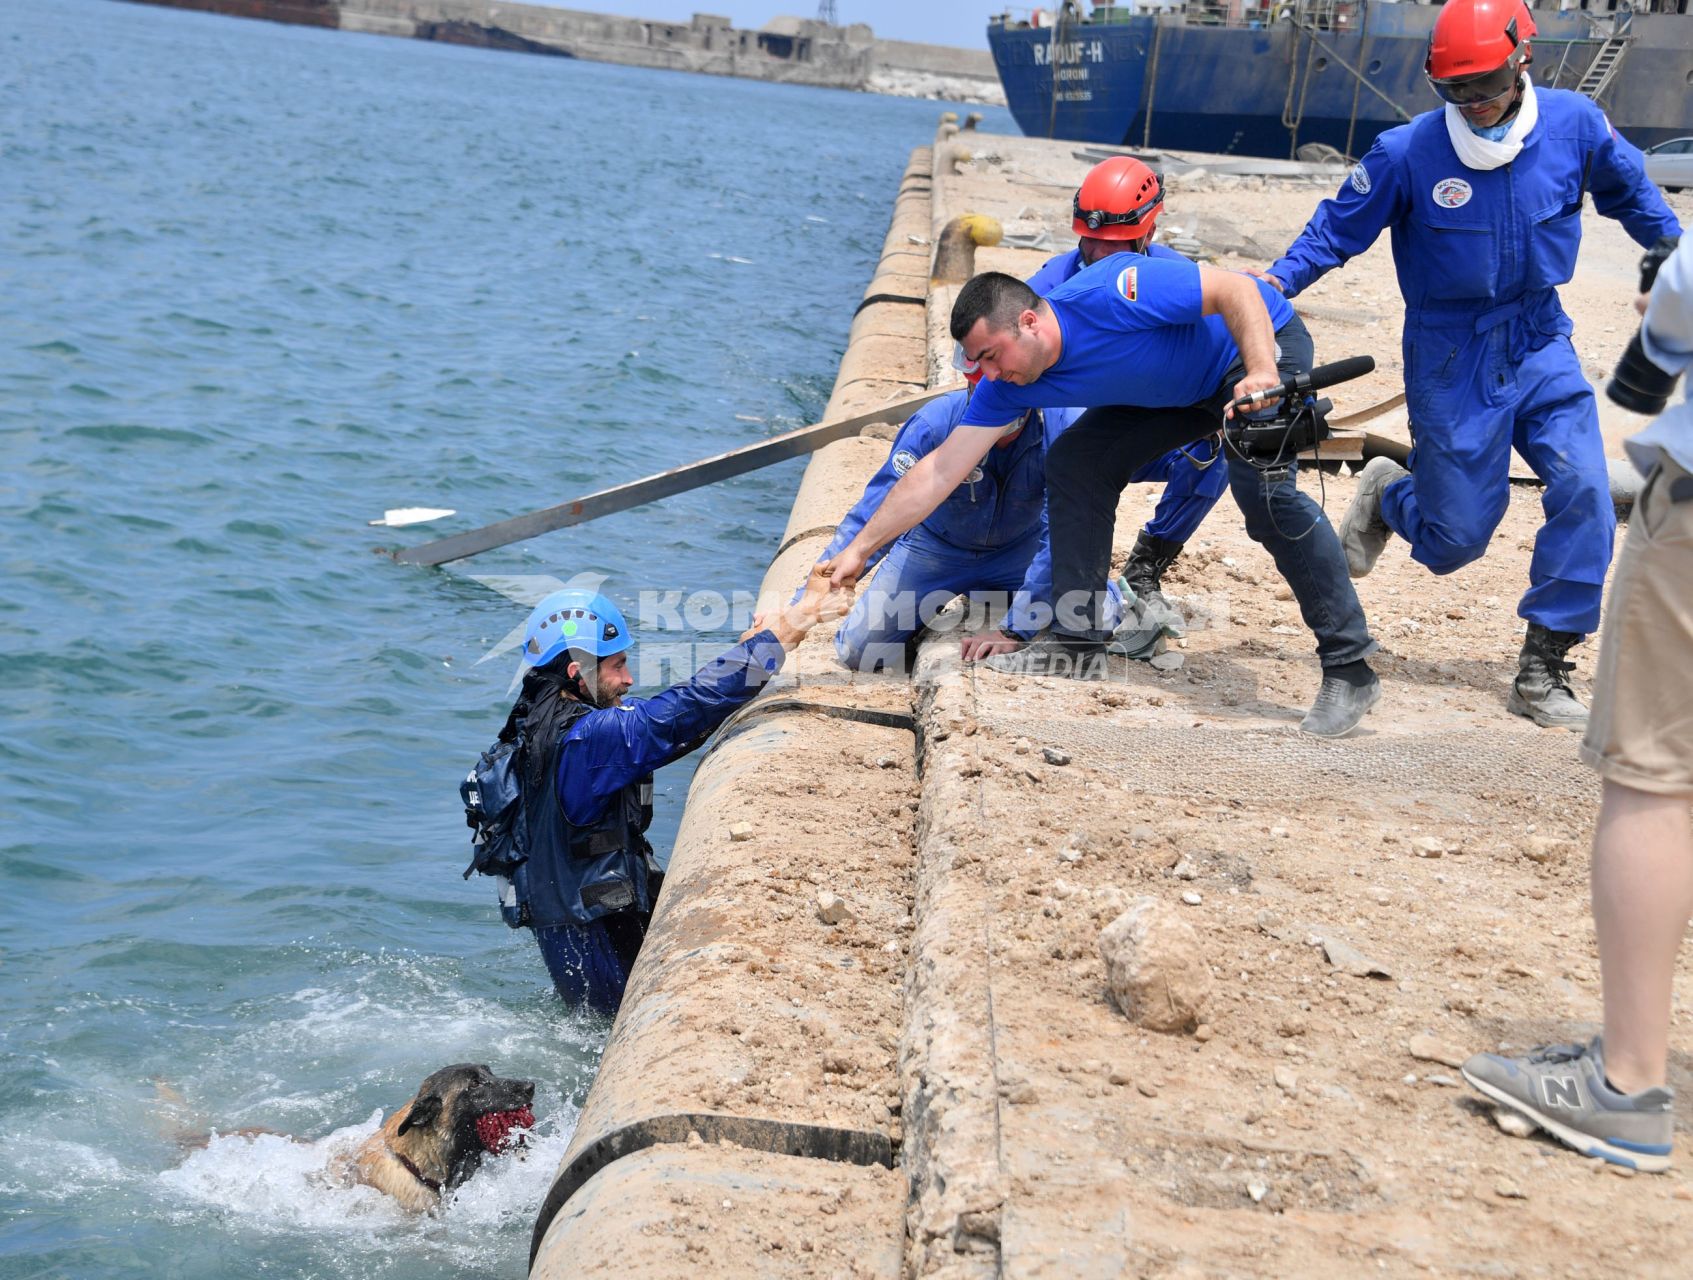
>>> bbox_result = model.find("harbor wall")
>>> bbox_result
[119,0,1003,101]
[528,144,939,1278]
[525,118,1693,1276]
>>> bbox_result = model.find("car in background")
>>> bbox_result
[1643,138,1693,193]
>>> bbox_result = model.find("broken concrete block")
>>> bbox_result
[1407,1034,1467,1069]
[1523,835,1572,864]
[1098,896,1212,1034]
[816,891,854,926]
[1321,935,1393,979]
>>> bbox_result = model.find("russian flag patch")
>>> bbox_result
[1116,265,1138,301]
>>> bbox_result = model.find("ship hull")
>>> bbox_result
[989,5,1693,156]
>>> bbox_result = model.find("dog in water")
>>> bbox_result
[160,1063,536,1214]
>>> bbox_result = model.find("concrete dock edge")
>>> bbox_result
[529,145,941,1278]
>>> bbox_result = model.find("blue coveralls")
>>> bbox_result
[818,390,1116,669]
[1268,87,1680,634]
[1028,246,1229,544]
[535,632,786,1012]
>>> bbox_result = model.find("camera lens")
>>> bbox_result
[1607,330,1680,417]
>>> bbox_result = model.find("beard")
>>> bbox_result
[575,665,624,709]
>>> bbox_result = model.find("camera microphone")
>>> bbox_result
[1231,355,1377,412]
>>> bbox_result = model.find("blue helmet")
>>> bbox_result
[520,589,631,669]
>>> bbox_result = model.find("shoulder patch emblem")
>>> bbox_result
[1349,163,1371,195]
[1116,265,1138,302]
[891,449,918,476]
[1432,177,1473,209]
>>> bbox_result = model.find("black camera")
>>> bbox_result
[1225,355,1375,476]
[1607,235,1682,416]
[1226,396,1334,475]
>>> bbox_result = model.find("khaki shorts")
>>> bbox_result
[1580,454,1693,796]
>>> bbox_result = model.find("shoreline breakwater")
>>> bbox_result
[114,0,1005,103]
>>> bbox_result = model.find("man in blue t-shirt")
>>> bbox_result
[819,257,1381,738]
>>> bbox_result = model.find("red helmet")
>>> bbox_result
[1425,0,1535,106]
[1072,156,1164,244]
[952,341,984,387]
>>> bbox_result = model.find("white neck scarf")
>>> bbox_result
[1444,74,1538,171]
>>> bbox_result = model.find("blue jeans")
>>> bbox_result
[1046,316,1376,666]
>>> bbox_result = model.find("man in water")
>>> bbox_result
[482,577,845,1014]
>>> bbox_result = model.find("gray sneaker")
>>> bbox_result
[1461,1038,1674,1173]
[984,633,1112,680]
[1299,671,1380,737]
[1338,457,1408,578]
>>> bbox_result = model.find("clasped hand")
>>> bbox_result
[740,565,856,646]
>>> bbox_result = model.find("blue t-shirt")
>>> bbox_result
[960,256,1294,429]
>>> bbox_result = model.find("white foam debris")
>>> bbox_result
[369,508,455,528]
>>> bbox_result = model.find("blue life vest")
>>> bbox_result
[463,695,657,931]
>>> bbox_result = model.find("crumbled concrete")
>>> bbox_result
[1098,897,1212,1033]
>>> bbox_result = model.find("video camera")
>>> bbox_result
[1607,234,1682,416]
[1225,355,1376,476]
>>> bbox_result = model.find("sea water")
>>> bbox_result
[0,2,1009,1273]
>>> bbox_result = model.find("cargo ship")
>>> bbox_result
[987,1,1693,158]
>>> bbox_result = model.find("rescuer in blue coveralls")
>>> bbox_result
[816,385,1061,669]
[814,381,1148,671]
[493,579,845,1014]
[1258,0,1680,729]
[818,254,1383,738]
[1025,156,1231,633]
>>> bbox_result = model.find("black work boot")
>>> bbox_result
[1121,530,1186,636]
[1507,624,1589,730]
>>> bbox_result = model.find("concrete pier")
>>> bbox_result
[532,127,1693,1276]
[118,0,1004,103]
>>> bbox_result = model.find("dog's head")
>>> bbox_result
[391,1063,536,1192]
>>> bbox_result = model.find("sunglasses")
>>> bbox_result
[1429,61,1521,107]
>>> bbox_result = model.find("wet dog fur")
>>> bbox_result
[160,1063,535,1214]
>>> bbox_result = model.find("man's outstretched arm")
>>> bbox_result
[819,423,1004,587]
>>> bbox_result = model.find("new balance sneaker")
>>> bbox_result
[983,632,1112,680]
[1461,1038,1674,1173]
